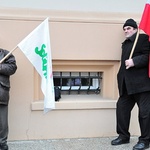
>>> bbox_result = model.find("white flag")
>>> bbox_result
[18,18,55,112]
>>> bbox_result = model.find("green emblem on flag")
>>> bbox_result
[35,44,48,79]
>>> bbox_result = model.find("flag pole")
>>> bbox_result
[0,46,18,63]
[129,28,140,59]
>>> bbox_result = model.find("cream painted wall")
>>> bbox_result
[0,8,141,141]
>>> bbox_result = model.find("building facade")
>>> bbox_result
[0,0,145,141]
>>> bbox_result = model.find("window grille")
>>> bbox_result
[53,72,102,95]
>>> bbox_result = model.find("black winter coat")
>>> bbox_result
[0,48,17,105]
[117,33,150,96]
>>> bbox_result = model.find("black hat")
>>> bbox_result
[123,18,138,29]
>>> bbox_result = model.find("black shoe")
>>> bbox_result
[111,137,129,145]
[0,143,8,150]
[133,142,149,150]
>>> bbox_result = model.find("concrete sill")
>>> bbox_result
[31,95,117,111]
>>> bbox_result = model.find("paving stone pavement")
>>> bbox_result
[7,136,150,150]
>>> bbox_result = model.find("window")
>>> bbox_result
[53,72,102,95]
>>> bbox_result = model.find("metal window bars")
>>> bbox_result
[53,72,102,95]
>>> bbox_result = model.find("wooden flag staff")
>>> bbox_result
[129,28,140,59]
[0,46,18,64]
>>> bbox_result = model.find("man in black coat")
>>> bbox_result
[111,19,150,150]
[0,49,17,150]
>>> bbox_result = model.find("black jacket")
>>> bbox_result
[0,48,17,105]
[117,33,150,96]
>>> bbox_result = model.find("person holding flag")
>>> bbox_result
[0,17,53,149]
[111,18,150,150]
[0,48,17,150]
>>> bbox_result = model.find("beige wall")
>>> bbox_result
[0,8,140,141]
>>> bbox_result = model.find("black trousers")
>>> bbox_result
[117,91,150,143]
[0,104,8,145]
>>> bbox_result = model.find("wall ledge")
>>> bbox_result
[0,7,141,23]
[31,96,117,110]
